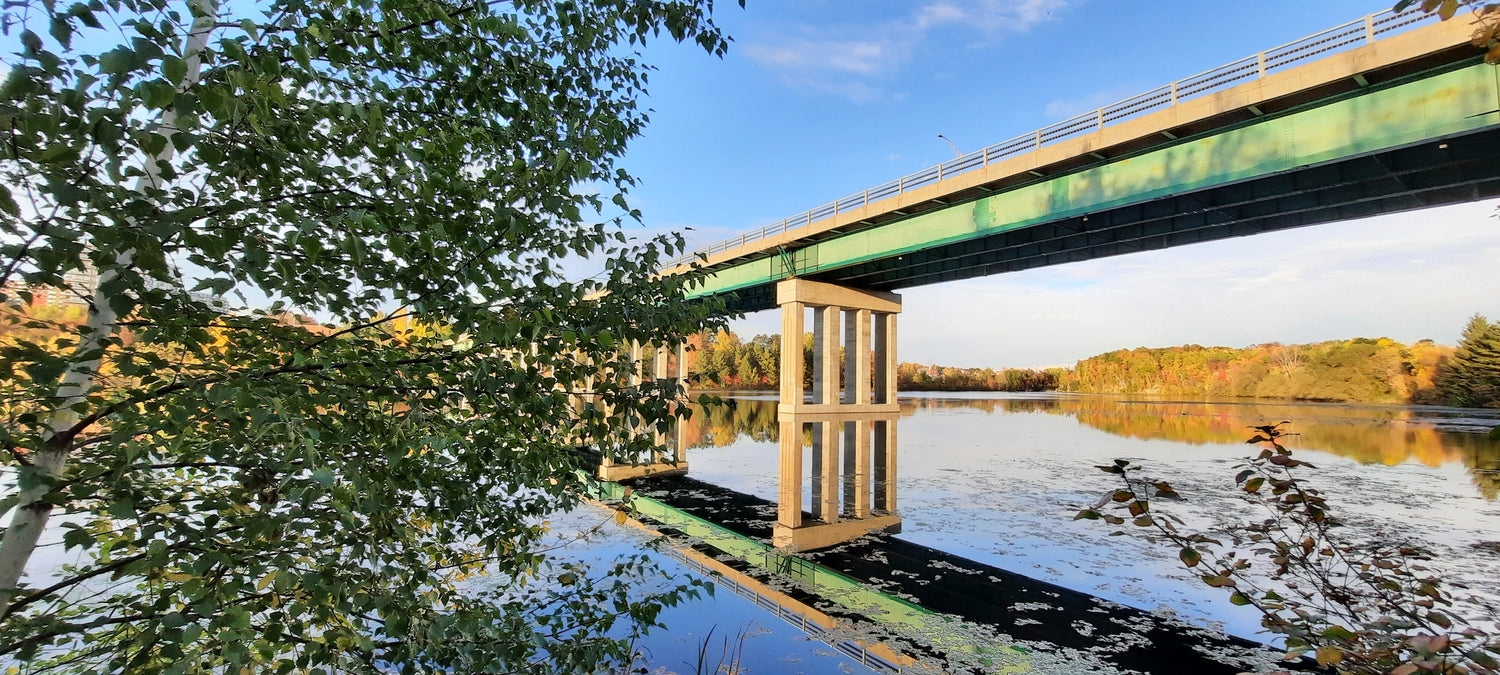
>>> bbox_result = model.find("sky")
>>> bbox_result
[616,0,1500,368]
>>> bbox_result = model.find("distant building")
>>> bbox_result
[2,261,98,308]
[2,259,234,314]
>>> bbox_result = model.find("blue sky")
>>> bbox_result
[618,0,1500,368]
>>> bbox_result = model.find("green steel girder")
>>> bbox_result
[837,133,1500,289]
[688,62,1500,313]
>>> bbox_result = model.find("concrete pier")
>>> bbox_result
[598,340,690,482]
[775,278,902,551]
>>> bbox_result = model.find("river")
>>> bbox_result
[640,392,1500,666]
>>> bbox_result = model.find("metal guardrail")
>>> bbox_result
[659,8,1436,270]
[669,549,905,672]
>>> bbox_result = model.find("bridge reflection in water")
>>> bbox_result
[620,393,1499,672]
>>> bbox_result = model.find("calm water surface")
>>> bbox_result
[679,392,1500,642]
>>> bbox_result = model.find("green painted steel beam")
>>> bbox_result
[686,62,1500,306]
[590,481,1029,671]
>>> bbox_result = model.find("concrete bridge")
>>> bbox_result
[610,9,1500,552]
[665,10,1498,311]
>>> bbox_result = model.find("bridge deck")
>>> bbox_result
[672,15,1499,312]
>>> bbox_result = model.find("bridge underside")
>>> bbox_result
[694,57,1500,314]
[718,124,1500,313]
[828,128,1500,291]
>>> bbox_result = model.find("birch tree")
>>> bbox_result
[0,0,732,671]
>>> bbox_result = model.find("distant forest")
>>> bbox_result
[685,330,1057,393]
[1057,338,1450,404]
[10,304,1489,406]
[686,314,1500,407]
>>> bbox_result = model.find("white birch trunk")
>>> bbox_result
[0,0,220,613]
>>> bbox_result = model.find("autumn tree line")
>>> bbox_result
[685,314,1500,407]
[7,306,1497,406]
[686,329,1060,393]
[1059,314,1500,407]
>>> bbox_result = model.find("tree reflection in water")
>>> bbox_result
[684,393,1500,499]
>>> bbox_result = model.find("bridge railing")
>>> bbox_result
[660,8,1439,271]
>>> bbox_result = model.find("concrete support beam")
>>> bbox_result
[778,418,803,529]
[598,463,687,482]
[846,419,872,518]
[845,309,871,404]
[817,421,839,522]
[780,302,805,405]
[777,278,902,315]
[812,306,840,405]
[874,313,897,405]
[674,343,688,461]
[874,419,897,513]
[772,514,901,552]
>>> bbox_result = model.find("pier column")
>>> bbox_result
[842,309,871,517]
[875,312,897,405]
[652,345,669,461]
[597,339,690,483]
[674,343,688,462]
[874,418,897,513]
[777,300,806,530]
[774,278,903,552]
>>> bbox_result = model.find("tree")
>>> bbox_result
[1397,0,1500,61]
[1078,424,1500,674]
[1441,314,1500,407]
[0,0,735,671]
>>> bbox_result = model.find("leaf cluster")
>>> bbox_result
[0,0,739,672]
[1077,423,1500,674]
[1395,0,1500,62]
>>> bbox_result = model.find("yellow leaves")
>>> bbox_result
[1314,645,1343,667]
[614,510,627,524]
[256,570,277,590]
[161,572,193,582]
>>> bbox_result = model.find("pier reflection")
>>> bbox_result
[681,394,1500,500]
[776,411,902,551]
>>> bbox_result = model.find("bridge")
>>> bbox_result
[565,12,1500,668]
[666,10,1498,312]
[602,8,1500,553]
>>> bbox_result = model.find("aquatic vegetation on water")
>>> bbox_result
[1078,423,1500,674]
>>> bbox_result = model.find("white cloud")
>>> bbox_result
[745,0,1070,103]
[744,38,897,76]
[918,0,1068,33]
[1043,86,1143,121]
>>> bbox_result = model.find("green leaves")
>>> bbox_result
[97,46,141,75]
[1073,424,1496,675]
[0,0,736,671]
[1200,575,1236,588]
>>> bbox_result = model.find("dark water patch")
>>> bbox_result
[628,475,1288,675]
